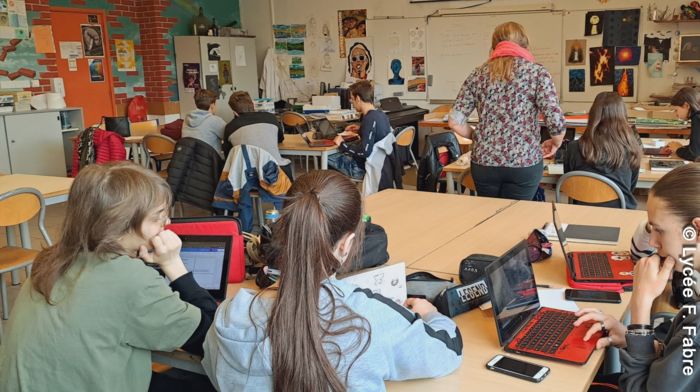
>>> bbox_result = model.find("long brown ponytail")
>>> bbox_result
[264,170,369,392]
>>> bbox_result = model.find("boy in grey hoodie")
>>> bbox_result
[182,89,227,158]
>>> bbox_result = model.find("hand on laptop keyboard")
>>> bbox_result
[574,308,627,349]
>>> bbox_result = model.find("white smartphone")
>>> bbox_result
[486,354,550,383]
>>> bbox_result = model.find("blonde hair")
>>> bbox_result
[488,22,530,82]
[31,162,172,303]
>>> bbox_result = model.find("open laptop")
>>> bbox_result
[485,240,599,365]
[179,235,231,301]
[552,202,634,283]
[301,132,336,147]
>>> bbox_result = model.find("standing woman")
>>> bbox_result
[449,22,565,200]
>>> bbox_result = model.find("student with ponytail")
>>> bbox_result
[203,170,463,391]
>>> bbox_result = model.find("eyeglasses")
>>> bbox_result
[527,229,553,263]
[351,55,366,62]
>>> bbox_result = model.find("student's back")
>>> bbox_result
[563,92,642,209]
[182,89,226,158]
[202,171,462,391]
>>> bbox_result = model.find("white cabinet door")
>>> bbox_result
[0,119,10,173]
[6,112,67,176]
[229,37,258,100]
[175,36,204,119]
[199,36,235,123]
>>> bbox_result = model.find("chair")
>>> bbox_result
[555,171,626,209]
[433,104,452,113]
[461,172,476,196]
[396,126,419,169]
[143,133,176,175]
[129,119,159,137]
[280,111,316,171]
[0,188,52,320]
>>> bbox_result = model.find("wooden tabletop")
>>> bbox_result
[365,189,514,264]
[0,174,73,199]
[278,133,339,152]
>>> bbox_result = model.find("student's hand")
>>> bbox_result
[345,124,360,134]
[541,139,560,159]
[574,308,627,349]
[666,141,683,152]
[139,230,188,281]
[630,255,674,324]
[404,298,438,318]
[333,135,345,146]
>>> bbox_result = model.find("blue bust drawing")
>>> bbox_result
[388,59,404,85]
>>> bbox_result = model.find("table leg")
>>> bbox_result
[321,151,328,170]
[446,172,456,194]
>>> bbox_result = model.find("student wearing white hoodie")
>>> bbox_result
[202,170,463,391]
[182,89,227,158]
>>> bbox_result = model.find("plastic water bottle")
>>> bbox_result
[262,209,280,236]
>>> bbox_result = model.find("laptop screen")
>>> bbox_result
[485,240,541,346]
[179,235,230,300]
[551,202,572,257]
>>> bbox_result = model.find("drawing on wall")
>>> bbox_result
[321,23,335,54]
[218,60,231,85]
[411,56,425,76]
[644,35,671,62]
[409,27,425,52]
[615,46,641,66]
[115,39,136,72]
[88,14,98,24]
[321,53,332,72]
[407,77,426,92]
[388,59,404,85]
[273,24,291,38]
[207,43,221,61]
[589,46,614,86]
[346,39,373,81]
[585,11,604,36]
[569,69,585,92]
[88,58,104,82]
[205,75,223,99]
[614,68,634,98]
[338,9,366,57]
[290,64,305,79]
[602,9,640,47]
[275,39,287,54]
[679,35,700,62]
[183,63,201,92]
[565,40,586,65]
[291,24,306,38]
[81,24,104,57]
[287,38,304,55]
[0,0,27,39]
[646,52,664,78]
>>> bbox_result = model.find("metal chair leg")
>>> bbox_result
[1,273,9,320]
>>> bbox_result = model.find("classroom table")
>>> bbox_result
[153,191,647,391]
[441,138,690,194]
[278,133,338,170]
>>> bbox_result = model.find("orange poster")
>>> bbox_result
[32,25,55,53]
[115,39,136,72]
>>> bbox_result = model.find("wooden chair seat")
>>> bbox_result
[0,247,37,273]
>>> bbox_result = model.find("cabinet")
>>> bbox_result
[0,108,84,176]
[175,36,259,123]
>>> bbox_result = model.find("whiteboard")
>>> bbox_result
[426,12,564,101]
[367,18,427,101]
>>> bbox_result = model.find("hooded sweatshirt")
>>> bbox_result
[182,109,227,158]
[202,278,463,391]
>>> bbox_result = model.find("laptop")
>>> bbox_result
[179,235,232,301]
[301,132,336,147]
[485,240,599,365]
[551,202,634,283]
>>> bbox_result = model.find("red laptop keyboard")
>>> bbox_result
[579,253,613,279]
[515,311,577,354]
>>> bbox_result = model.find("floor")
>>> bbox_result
[0,164,648,337]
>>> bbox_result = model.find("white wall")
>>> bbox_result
[244,0,700,112]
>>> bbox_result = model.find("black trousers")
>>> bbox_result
[471,161,543,201]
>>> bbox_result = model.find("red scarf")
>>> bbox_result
[489,41,535,62]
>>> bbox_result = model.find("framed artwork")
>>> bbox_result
[679,34,700,62]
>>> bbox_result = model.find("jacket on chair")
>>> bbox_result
[167,137,224,212]
[71,127,126,177]
[363,132,403,196]
[416,132,461,192]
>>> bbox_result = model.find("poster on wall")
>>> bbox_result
[32,25,55,53]
[602,9,640,47]
[407,77,426,92]
[218,60,231,85]
[615,46,641,66]
[287,38,304,55]
[387,59,405,85]
[614,68,635,98]
[411,56,425,76]
[88,58,104,82]
[565,40,586,65]
[584,11,603,36]
[183,63,201,92]
[409,27,425,52]
[81,24,104,57]
[568,69,585,92]
[205,75,220,96]
[338,9,366,58]
[0,0,27,39]
[345,38,373,81]
[291,24,306,38]
[647,52,664,78]
[59,41,83,59]
[589,46,614,86]
[207,43,221,61]
[644,34,671,62]
[290,64,305,79]
[115,39,136,72]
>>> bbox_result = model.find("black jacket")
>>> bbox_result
[676,111,700,161]
[417,132,461,192]
[167,137,224,211]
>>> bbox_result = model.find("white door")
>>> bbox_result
[229,37,258,99]
[6,112,66,176]
[175,36,204,118]
[199,37,236,123]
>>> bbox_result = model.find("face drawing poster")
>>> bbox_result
[644,35,671,62]
[346,39,373,81]
[337,9,366,58]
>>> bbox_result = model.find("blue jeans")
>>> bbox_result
[327,153,365,180]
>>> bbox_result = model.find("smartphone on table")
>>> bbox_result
[564,289,622,304]
[486,354,549,383]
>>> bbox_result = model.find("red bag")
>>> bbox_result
[161,119,184,141]
[166,216,245,283]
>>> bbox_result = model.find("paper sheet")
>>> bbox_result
[341,262,407,305]
[234,45,246,66]
[32,25,55,53]
[537,288,579,312]
[59,41,82,59]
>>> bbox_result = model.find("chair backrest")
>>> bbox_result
[130,119,160,137]
[0,188,52,245]
[396,126,415,148]
[461,172,476,195]
[280,111,309,131]
[433,104,452,113]
[143,133,176,155]
[555,171,626,209]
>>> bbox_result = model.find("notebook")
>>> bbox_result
[341,262,407,305]
[541,222,620,245]
[650,159,686,172]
